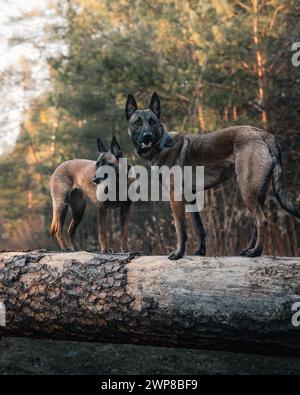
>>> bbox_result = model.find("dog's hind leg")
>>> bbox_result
[53,202,69,250]
[191,212,206,256]
[240,225,257,256]
[50,171,73,251]
[68,189,86,251]
[50,190,68,250]
[236,143,272,257]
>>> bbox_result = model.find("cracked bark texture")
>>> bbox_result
[0,251,300,356]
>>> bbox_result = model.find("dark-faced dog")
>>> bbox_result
[125,92,300,260]
[50,136,132,253]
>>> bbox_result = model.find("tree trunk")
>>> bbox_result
[252,0,268,128]
[0,251,300,356]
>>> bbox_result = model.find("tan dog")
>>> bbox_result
[125,92,300,260]
[50,136,131,253]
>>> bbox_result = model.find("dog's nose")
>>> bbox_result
[93,176,100,184]
[142,132,153,144]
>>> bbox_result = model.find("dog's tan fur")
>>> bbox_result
[126,93,300,259]
[148,126,275,258]
[50,142,132,252]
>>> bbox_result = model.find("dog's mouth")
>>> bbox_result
[141,142,152,149]
[137,141,154,154]
[132,132,162,156]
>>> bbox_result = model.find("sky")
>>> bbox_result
[0,0,48,155]
[0,0,43,69]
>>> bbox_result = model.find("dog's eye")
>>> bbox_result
[149,118,156,126]
[96,160,106,167]
[133,119,142,128]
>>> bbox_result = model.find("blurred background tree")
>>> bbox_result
[0,0,299,256]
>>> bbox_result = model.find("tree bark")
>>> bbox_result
[0,251,300,356]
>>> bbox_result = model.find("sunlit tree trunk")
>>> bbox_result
[197,103,206,130]
[252,0,268,129]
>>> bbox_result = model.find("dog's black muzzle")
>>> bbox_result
[140,131,154,144]
[93,176,101,185]
[136,131,156,154]
[93,173,109,185]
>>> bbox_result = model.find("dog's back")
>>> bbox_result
[50,159,97,206]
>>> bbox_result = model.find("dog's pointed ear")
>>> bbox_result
[97,137,108,154]
[125,94,138,121]
[111,135,123,158]
[149,92,160,119]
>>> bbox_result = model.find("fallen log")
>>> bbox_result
[0,251,300,356]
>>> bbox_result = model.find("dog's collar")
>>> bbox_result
[158,133,169,150]
[157,132,175,150]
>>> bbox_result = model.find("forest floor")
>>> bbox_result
[0,337,300,375]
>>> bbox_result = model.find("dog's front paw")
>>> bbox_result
[168,250,184,260]
[239,248,249,256]
[100,249,111,254]
[244,247,263,258]
[62,247,74,253]
[194,246,206,256]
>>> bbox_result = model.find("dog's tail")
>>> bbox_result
[271,143,300,219]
